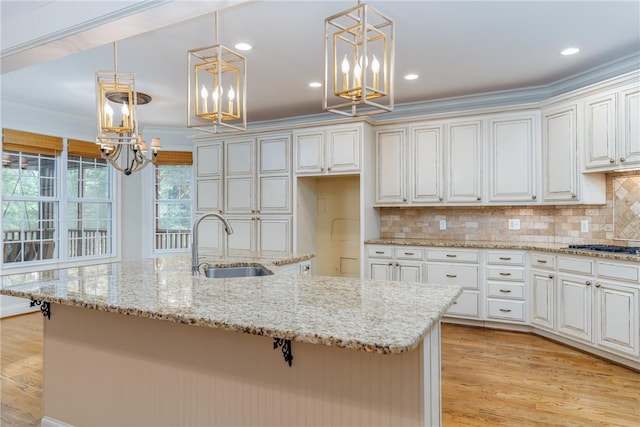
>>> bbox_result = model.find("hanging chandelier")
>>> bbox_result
[187,11,247,133]
[95,41,161,175]
[323,1,394,116]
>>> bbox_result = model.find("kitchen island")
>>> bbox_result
[1,255,461,427]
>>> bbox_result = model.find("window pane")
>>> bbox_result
[154,164,192,251]
[2,200,58,263]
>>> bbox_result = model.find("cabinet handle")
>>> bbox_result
[453,301,458,305]
[499,289,512,293]
[620,157,626,163]
[404,252,414,256]
[446,254,457,258]
[537,259,547,264]
[548,274,554,279]
[499,272,512,276]
[532,195,537,200]
[499,308,512,313]
[585,281,591,286]
[499,257,511,261]
[595,283,601,288]
[375,251,385,254]
[446,274,457,278]
[571,194,577,199]
[609,158,615,164]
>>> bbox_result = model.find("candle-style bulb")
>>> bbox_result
[201,85,209,114]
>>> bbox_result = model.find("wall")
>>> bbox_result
[380,171,640,246]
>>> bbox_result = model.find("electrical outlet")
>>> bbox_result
[581,220,589,233]
[439,219,447,230]
[508,219,521,230]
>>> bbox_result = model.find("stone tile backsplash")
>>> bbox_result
[380,171,640,245]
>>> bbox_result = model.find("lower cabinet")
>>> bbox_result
[366,245,424,283]
[530,269,555,330]
[594,280,639,357]
[557,274,593,343]
[227,216,291,257]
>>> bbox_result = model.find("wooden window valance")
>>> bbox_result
[67,139,103,159]
[154,151,193,166]
[2,128,63,156]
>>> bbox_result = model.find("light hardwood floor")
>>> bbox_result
[1,313,639,426]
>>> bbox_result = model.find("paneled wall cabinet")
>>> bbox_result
[366,244,639,369]
[193,132,292,257]
[294,124,362,175]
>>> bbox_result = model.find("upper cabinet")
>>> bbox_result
[375,128,406,204]
[195,141,223,213]
[584,82,640,171]
[294,124,361,175]
[487,111,539,203]
[542,103,579,202]
[447,118,483,203]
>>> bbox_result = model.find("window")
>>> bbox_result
[2,129,113,266]
[153,151,193,252]
[2,151,58,263]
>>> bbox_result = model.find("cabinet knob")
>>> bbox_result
[402,198,407,202]
[251,210,256,214]
[439,197,443,201]
[396,262,400,267]
[477,196,482,201]
[548,274,554,279]
[595,283,601,288]
[327,167,332,171]
[586,281,591,286]
[571,194,577,199]
[532,195,537,200]
[321,167,325,171]
[609,158,615,164]
[620,157,626,163]
[388,263,393,266]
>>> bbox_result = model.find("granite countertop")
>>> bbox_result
[365,239,640,262]
[0,254,461,355]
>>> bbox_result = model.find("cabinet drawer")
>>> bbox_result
[427,264,479,289]
[427,249,479,263]
[487,267,525,282]
[487,282,525,299]
[487,300,525,322]
[395,247,424,260]
[447,291,479,317]
[597,262,639,283]
[367,246,393,259]
[529,253,556,269]
[487,252,525,266]
[558,257,593,275]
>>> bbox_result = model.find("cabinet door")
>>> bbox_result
[447,119,482,203]
[595,281,639,357]
[226,138,255,176]
[195,143,222,177]
[557,275,592,343]
[194,217,224,257]
[531,270,555,330]
[258,217,291,256]
[258,175,290,214]
[542,105,578,202]
[259,134,290,175]
[195,179,222,213]
[225,177,254,214]
[295,131,324,174]
[397,262,423,283]
[226,217,256,256]
[376,129,406,204]
[585,93,617,169]
[619,85,640,167]
[446,291,480,318]
[225,138,255,214]
[327,126,360,173]
[488,113,538,202]
[368,261,393,281]
[411,124,444,203]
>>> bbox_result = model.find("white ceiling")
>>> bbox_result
[1,0,639,129]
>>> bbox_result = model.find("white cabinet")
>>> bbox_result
[542,103,578,202]
[258,134,291,214]
[530,252,557,331]
[294,124,361,175]
[487,111,539,203]
[595,280,639,357]
[375,128,407,204]
[227,216,291,257]
[447,118,483,203]
[426,248,481,319]
[584,83,640,171]
[411,124,444,204]
[195,142,223,213]
[556,256,595,343]
[366,245,424,283]
[224,137,255,214]
[485,250,527,323]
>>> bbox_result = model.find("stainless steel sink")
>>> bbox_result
[203,265,273,279]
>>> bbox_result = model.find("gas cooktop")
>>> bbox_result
[567,244,640,255]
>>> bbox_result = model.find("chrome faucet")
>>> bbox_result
[191,212,234,276]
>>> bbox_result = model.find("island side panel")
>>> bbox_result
[43,304,439,426]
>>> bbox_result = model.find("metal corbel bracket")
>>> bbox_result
[30,299,51,319]
[273,338,293,367]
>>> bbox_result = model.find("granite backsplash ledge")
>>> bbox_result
[380,171,640,246]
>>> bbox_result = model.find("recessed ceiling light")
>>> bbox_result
[404,74,419,80]
[309,82,322,88]
[561,47,580,56]
[235,42,252,51]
